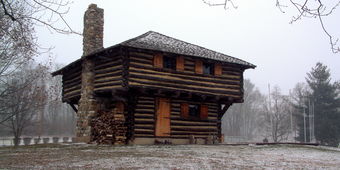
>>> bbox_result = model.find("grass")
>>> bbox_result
[0,143,339,169]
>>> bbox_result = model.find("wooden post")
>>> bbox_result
[189,134,195,144]
[220,134,225,143]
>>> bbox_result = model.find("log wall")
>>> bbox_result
[62,64,82,102]
[93,54,124,93]
[62,53,124,102]
[134,96,155,138]
[170,99,219,139]
[128,51,244,99]
[133,96,220,139]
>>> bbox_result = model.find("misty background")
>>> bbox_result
[1,1,339,146]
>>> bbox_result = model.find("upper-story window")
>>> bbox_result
[163,56,175,69]
[154,53,184,71]
[195,60,222,77]
[189,104,200,117]
[203,62,214,75]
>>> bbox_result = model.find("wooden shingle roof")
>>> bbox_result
[119,31,255,68]
[52,31,255,76]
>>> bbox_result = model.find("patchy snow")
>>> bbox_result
[0,144,339,169]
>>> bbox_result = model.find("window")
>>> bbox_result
[181,103,208,119]
[154,53,177,70]
[163,56,175,69]
[195,60,216,76]
[189,104,200,117]
[203,62,214,75]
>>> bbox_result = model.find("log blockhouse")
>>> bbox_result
[52,4,256,145]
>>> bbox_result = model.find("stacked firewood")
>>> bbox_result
[90,109,127,145]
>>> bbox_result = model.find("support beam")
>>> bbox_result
[220,102,232,117]
[69,104,78,113]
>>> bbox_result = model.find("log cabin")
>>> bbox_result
[52,4,256,145]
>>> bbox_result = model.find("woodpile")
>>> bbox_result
[90,109,127,145]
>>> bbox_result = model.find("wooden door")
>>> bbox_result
[155,97,171,137]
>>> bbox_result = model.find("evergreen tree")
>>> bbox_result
[305,62,340,147]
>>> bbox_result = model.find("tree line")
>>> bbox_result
[223,62,340,147]
[0,60,76,146]
[0,0,77,146]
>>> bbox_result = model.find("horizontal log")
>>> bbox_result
[171,127,218,132]
[169,117,220,123]
[135,109,155,115]
[63,76,81,86]
[222,70,241,76]
[129,65,241,83]
[95,71,122,80]
[135,105,154,110]
[135,115,154,119]
[63,79,81,90]
[63,66,81,78]
[134,130,154,134]
[133,134,155,138]
[63,90,81,99]
[134,125,154,129]
[135,109,154,113]
[63,85,81,94]
[130,58,153,66]
[136,101,155,105]
[63,71,81,82]
[134,120,154,124]
[129,73,240,90]
[94,85,123,92]
[94,82,122,89]
[138,96,155,101]
[170,122,217,127]
[129,80,241,97]
[95,66,123,75]
[129,52,154,59]
[95,57,122,69]
[170,134,215,138]
[170,132,217,136]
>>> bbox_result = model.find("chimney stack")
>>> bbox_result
[76,4,103,143]
[83,4,104,56]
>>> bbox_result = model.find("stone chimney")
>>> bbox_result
[83,4,104,56]
[76,4,103,143]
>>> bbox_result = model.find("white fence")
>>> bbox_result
[0,136,76,146]
[225,136,247,143]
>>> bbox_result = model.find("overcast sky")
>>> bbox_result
[35,0,340,95]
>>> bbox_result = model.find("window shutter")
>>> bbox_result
[195,60,203,74]
[154,53,163,68]
[176,56,184,71]
[181,103,189,117]
[214,63,222,76]
[201,105,208,119]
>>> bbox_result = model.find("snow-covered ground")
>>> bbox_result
[0,144,339,169]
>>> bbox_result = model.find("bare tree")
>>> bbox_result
[39,63,76,136]
[260,85,291,142]
[0,0,77,129]
[222,79,264,140]
[0,0,79,78]
[202,0,340,53]
[0,62,44,145]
